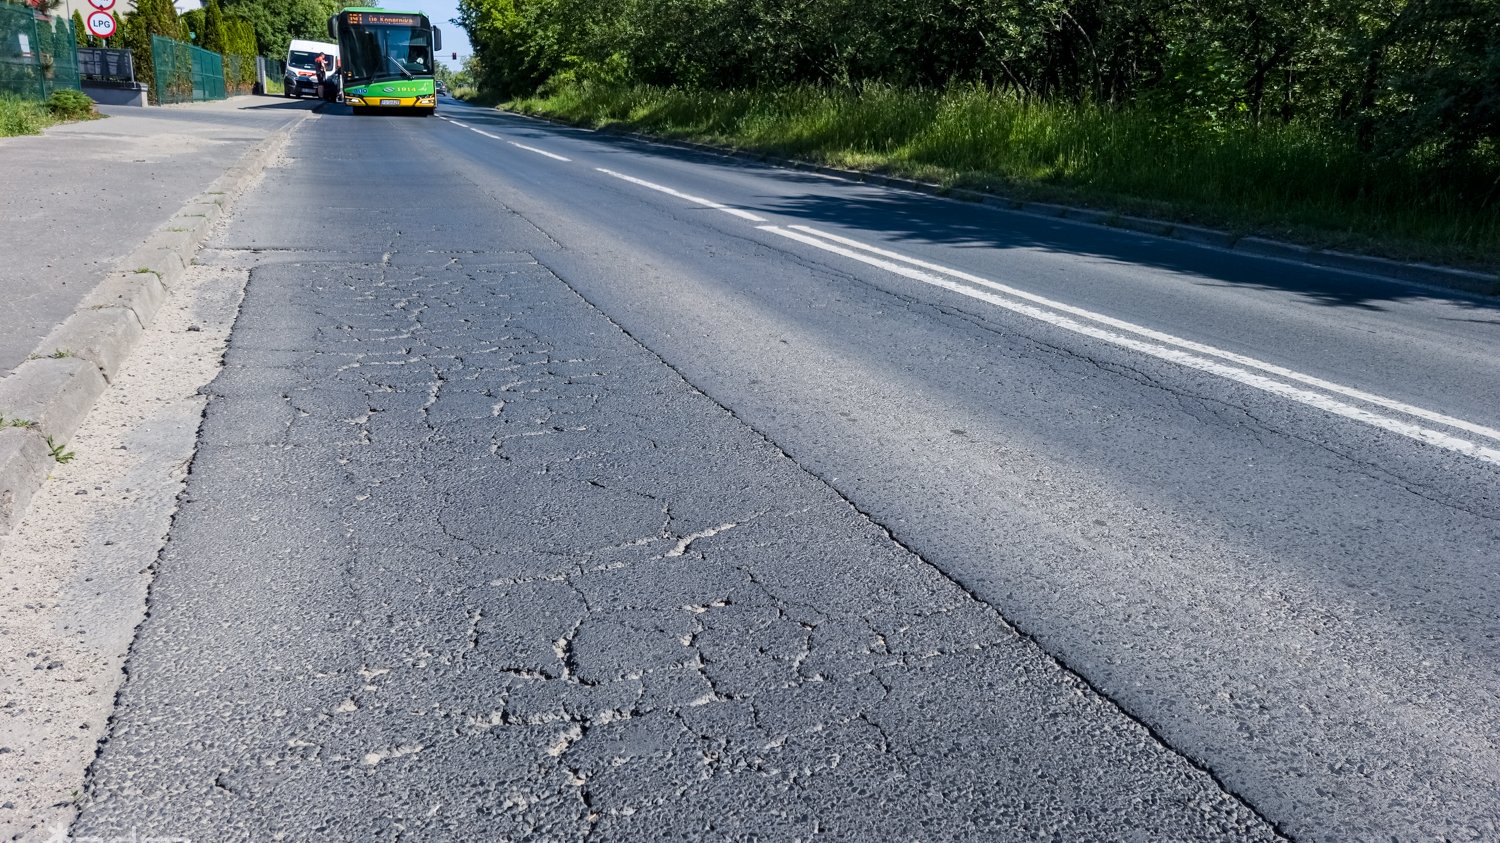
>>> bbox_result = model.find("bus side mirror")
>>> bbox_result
[433,27,441,52]
[327,16,336,39]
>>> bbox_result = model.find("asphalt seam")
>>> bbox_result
[527,249,1297,841]
[494,106,1499,298]
[0,108,310,536]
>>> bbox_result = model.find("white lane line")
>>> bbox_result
[508,140,571,162]
[760,225,1500,467]
[446,117,573,161]
[596,168,767,222]
[468,127,507,141]
[787,225,1500,446]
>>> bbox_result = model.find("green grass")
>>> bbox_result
[509,81,1500,271]
[451,86,492,105]
[1,90,102,137]
[0,93,56,136]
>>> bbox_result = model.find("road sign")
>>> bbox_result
[86,0,116,11]
[85,10,116,38]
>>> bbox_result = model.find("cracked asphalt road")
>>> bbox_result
[73,102,1499,840]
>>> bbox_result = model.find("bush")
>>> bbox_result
[46,89,98,120]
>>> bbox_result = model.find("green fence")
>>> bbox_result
[1,5,81,100]
[225,53,255,95]
[192,41,224,99]
[150,34,224,104]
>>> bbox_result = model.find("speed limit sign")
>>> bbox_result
[85,9,115,37]
[87,0,115,10]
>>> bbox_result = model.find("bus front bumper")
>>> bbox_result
[344,94,436,108]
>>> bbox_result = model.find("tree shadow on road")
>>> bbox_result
[458,109,1500,314]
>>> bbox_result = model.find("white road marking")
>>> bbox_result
[760,224,1500,467]
[786,225,1500,446]
[445,116,573,161]
[508,140,571,162]
[596,168,767,222]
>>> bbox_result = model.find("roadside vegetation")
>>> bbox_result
[0,90,101,137]
[462,0,1500,269]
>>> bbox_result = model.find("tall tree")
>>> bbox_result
[222,0,342,59]
[71,9,88,47]
[202,0,227,53]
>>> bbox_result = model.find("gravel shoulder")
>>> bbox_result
[0,246,250,841]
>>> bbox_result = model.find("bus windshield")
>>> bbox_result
[343,25,431,83]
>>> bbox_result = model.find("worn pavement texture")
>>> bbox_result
[72,143,1274,836]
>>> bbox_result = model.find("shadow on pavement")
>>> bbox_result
[450,107,1499,314]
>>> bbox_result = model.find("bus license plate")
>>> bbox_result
[380,99,399,106]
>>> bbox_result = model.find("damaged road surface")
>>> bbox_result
[72,117,1276,840]
[72,99,1500,841]
[74,255,1267,841]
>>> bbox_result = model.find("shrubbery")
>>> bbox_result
[511,79,1500,266]
[46,88,97,119]
[466,0,1500,265]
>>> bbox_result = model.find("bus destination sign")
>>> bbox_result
[346,11,420,26]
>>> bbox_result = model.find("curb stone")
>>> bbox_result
[38,307,145,384]
[0,114,304,536]
[505,109,1499,296]
[81,272,170,328]
[0,428,52,534]
[0,357,107,445]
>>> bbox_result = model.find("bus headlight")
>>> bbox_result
[417,95,435,105]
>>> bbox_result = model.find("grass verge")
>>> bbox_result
[1,90,103,138]
[509,80,1500,271]
[0,94,57,137]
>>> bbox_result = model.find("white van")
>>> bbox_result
[284,39,340,99]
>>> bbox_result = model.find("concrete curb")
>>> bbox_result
[505,110,1499,297]
[0,115,301,536]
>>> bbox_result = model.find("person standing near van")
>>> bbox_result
[314,52,340,103]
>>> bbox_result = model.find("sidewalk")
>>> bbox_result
[0,96,316,377]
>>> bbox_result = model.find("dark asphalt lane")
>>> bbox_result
[418,101,1500,839]
[77,103,1500,840]
[436,102,1500,430]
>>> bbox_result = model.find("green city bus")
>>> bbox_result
[328,7,442,115]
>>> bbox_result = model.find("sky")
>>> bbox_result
[388,0,473,68]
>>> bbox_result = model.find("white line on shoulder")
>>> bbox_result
[508,141,571,162]
[761,225,1500,467]
[596,168,766,222]
[785,225,1500,445]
